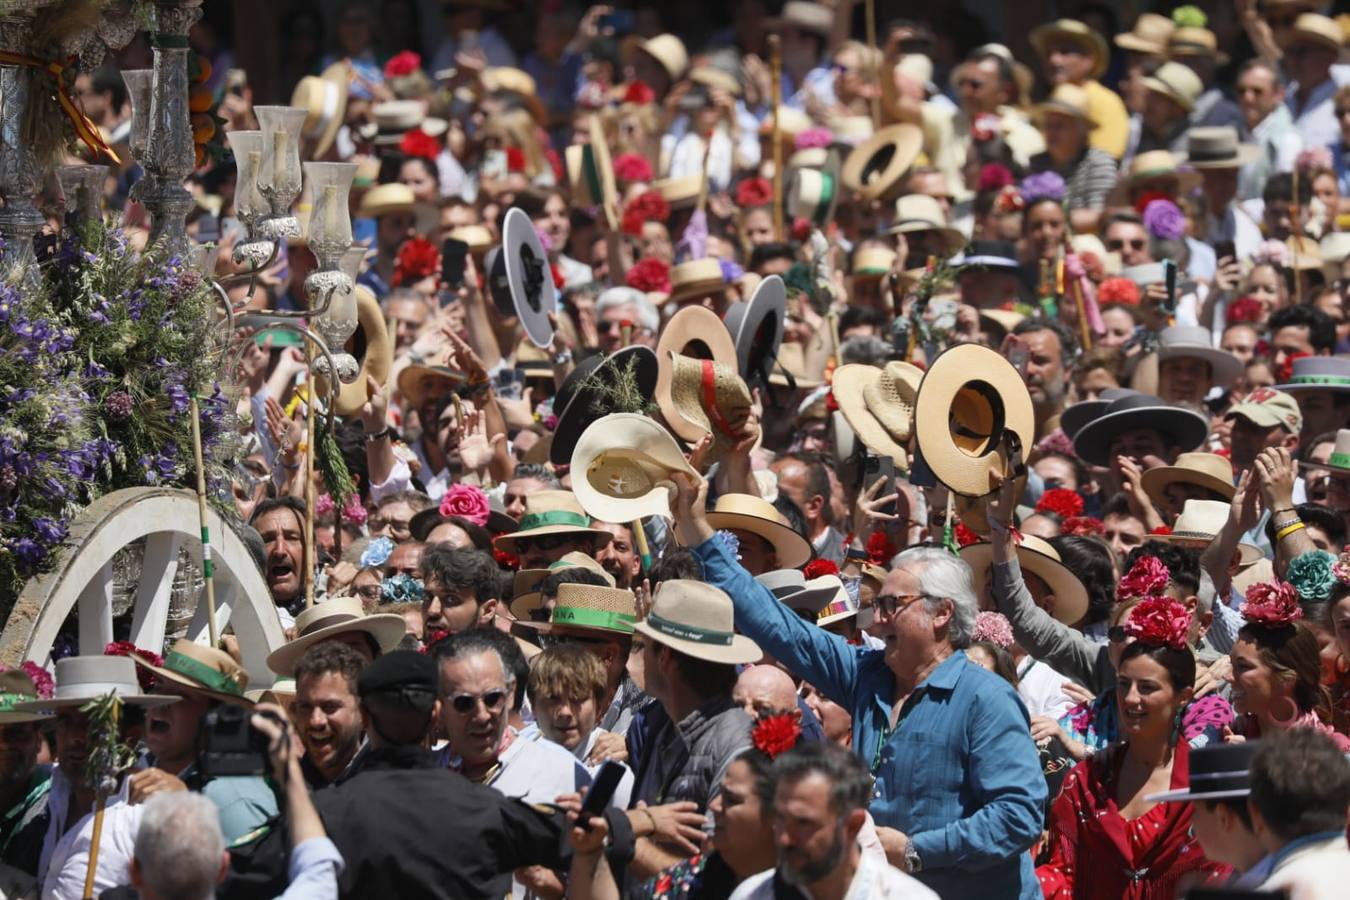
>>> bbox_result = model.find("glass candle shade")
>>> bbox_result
[303,162,357,268]
[120,69,154,163]
[225,130,264,225]
[254,106,307,214]
[310,245,365,384]
[56,164,108,225]
[190,242,220,275]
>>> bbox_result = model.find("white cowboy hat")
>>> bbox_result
[570,413,701,523]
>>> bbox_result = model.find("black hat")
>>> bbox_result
[1146,741,1259,803]
[953,240,1020,273]
[1059,388,1140,439]
[549,346,659,465]
[1071,392,1209,468]
[357,650,438,708]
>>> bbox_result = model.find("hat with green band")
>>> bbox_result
[0,669,48,724]
[516,582,638,636]
[134,639,254,706]
[786,149,841,227]
[509,551,616,619]
[565,116,616,212]
[633,580,762,665]
[493,490,613,555]
[1274,357,1350,395]
[1302,427,1350,475]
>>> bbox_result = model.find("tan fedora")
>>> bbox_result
[664,354,755,462]
[565,116,616,210]
[886,195,966,257]
[1030,19,1109,78]
[1140,451,1236,506]
[636,34,689,82]
[960,534,1089,625]
[1167,26,1229,65]
[705,493,812,569]
[0,669,48,723]
[517,581,638,637]
[1107,150,1201,207]
[134,639,253,706]
[655,306,740,441]
[570,412,701,523]
[913,344,1035,497]
[396,364,466,411]
[267,597,407,676]
[768,343,823,390]
[852,246,896,281]
[1287,14,1345,54]
[1033,83,1097,127]
[652,173,703,210]
[1115,13,1175,55]
[291,61,350,159]
[315,285,392,417]
[16,656,178,712]
[634,580,762,665]
[492,490,614,555]
[832,361,924,462]
[1143,61,1203,112]
[667,257,726,305]
[1179,126,1260,169]
[481,67,548,123]
[1155,499,1263,565]
[690,66,741,97]
[841,124,924,203]
[356,183,438,233]
[509,551,615,620]
[449,224,494,254]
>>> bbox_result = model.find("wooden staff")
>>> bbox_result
[864,0,881,128]
[698,129,714,214]
[189,395,219,646]
[1292,166,1303,306]
[769,34,784,241]
[632,519,652,573]
[83,798,105,899]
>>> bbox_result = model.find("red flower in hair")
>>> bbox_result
[384,51,422,79]
[626,257,670,293]
[400,128,440,161]
[977,163,1014,193]
[622,190,670,236]
[614,152,653,183]
[104,641,164,691]
[1226,297,1265,325]
[971,113,1002,143]
[1132,190,1173,216]
[1061,515,1104,537]
[551,262,565,290]
[392,237,440,287]
[1242,580,1303,627]
[735,177,773,209]
[1098,277,1140,306]
[791,217,812,242]
[505,146,527,174]
[1117,554,1171,602]
[803,559,840,579]
[623,80,656,105]
[0,661,54,699]
[1278,351,1310,385]
[493,547,520,570]
[1123,596,1192,650]
[1036,488,1084,518]
[866,530,895,565]
[992,184,1024,215]
[954,522,981,547]
[751,712,803,759]
[1150,525,1173,536]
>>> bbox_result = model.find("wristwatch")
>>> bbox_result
[552,348,573,366]
[903,839,922,874]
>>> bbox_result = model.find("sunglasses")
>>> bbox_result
[1106,239,1147,251]
[874,593,927,617]
[955,78,985,90]
[448,689,508,715]
[598,319,636,334]
[1108,625,1129,644]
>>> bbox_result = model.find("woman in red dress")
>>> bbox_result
[1038,593,1230,898]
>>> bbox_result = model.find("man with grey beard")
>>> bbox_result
[1011,319,1075,442]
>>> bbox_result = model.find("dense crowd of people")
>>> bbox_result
[8,0,1350,898]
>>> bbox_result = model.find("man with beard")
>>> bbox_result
[593,522,640,589]
[0,670,51,876]
[492,492,612,572]
[502,464,561,520]
[1011,319,1075,440]
[293,643,368,789]
[731,742,937,899]
[421,546,503,637]
[250,497,308,620]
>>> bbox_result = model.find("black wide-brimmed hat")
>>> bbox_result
[1147,742,1258,802]
[723,275,786,391]
[502,207,558,348]
[1058,388,1140,440]
[1071,392,1209,468]
[549,346,659,466]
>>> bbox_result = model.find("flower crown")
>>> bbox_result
[973,611,1014,649]
[1241,579,1303,628]
[1123,596,1191,650]
[104,641,164,691]
[381,572,426,605]
[1116,555,1170,603]
[751,711,803,759]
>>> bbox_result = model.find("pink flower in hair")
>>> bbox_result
[973,611,1015,649]
[1123,596,1191,650]
[794,127,834,150]
[1242,580,1303,628]
[1116,555,1170,602]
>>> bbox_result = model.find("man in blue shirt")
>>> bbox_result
[671,472,1046,899]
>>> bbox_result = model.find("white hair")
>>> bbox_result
[893,547,978,649]
[135,792,225,900]
[595,286,660,333]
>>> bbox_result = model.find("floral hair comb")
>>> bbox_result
[1241,580,1303,628]
[1122,596,1191,650]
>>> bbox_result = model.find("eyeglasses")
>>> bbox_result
[370,517,411,535]
[1106,238,1147,251]
[517,533,579,552]
[1108,625,1129,644]
[874,593,928,618]
[356,584,382,601]
[598,319,636,334]
[448,689,508,715]
[955,78,985,90]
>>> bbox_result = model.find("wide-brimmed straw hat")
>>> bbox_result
[1115,13,1175,55]
[841,124,924,203]
[912,344,1035,497]
[133,639,253,706]
[549,346,660,466]
[570,413,701,523]
[636,33,689,82]
[886,195,966,257]
[492,490,614,555]
[723,274,787,389]
[662,354,755,462]
[832,362,923,461]
[0,669,49,723]
[565,116,616,211]
[1072,393,1209,468]
[705,493,812,569]
[634,580,762,665]
[652,173,703,210]
[1143,61,1203,112]
[481,67,548,123]
[667,258,726,305]
[1167,27,1230,65]
[1148,743,1257,803]
[1107,150,1201,206]
[509,551,615,619]
[1140,451,1236,505]
[267,597,407,676]
[291,61,350,159]
[1030,19,1109,79]
[852,247,896,281]
[1156,325,1243,386]
[1286,14,1345,54]
[1179,126,1260,169]
[449,225,493,254]
[960,534,1089,625]
[397,364,465,411]
[656,306,740,435]
[1275,356,1350,394]
[787,150,841,227]
[1034,83,1097,126]
[516,581,638,637]
[1156,499,1263,565]
[756,570,845,617]
[16,656,178,711]
[313,285,392,417]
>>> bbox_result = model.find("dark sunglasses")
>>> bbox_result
[874,593,927,617]
[1106,238,1147,251]
[448,689,507,715]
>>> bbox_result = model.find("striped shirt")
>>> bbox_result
[1030,148,1119,210]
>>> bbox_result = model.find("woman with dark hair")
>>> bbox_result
[398,155,441,204]
[1050,534,1117,635]
[1039,596,1230,898]
[1326,580,1350,732]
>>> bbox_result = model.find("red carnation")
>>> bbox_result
[622,190,670,236]
[803,559,840,579]
[1036,488,1084,518]
[384,50,422,79]
[623,80,655,105]
[791,217,812,242]
[104,641,164,691]
[550,262,565,290]
[400,128,440,161]
[1123,596,1191,650]
[993,184,1025,215]
[614,152,653,183]
[420,629,451,654]
[493,547,520,570]
[1150,525,1173,536]
[735,177,773,209]
[1132,189,1173,216]
[1098,277,1140,306]
[505,146,527,174]
[626,257,670,293]
[866,530,895,565]
[1226,296,1265,325]
[1278,351,1310,385]
[392,237,440,287]
[751,712,802,759]
[977,163,1014,193]
[1242,580,1303,628]
[954,522,981,547]
[1061,515,1104,537]
[1117,554,1171,602]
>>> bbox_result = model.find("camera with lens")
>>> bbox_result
[197,704,275,778]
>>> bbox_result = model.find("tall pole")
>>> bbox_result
[189,395,219,645]
[769,34,784,242]
[304,379,316,609]
[864,0,881,128]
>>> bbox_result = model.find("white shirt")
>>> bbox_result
[1287,77,1340,150]
[730,850,939,900]
[517,724,635,811]
[39,770,141,900]
[1016,657,1075,721]
[1240,105,1302,201]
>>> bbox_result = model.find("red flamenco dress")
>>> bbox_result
[1037,741,1230,899]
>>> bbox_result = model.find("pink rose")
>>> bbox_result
[440,483,490,527]
[1116,555,1170,602]
[1123,596,1191,650]
[1242,580,1302,628]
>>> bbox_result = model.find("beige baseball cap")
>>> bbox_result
[1224,387,1303,434]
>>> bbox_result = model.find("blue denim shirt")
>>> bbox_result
[694,536,1046,899]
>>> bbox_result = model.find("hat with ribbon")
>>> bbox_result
[1143,61,1203,112]
[1030,19,1110,78]
[549,345,660,465]
[134,639,254,706]
[840,124,925,203]
[291,61,351,159]
[1115,12,1176,55]
[266,597,408,676]
[1147,742,1258,803]
[1140,451,1236,506]
[756,570,846,617]
[786,149,841,227]
[1274,356,1350,394]
[16,656,179,711]
[570,412,702,523]
[1300,428,1350,475]
[634,580,763,665]
[565,116,616,212]
[656,306,740,433]
[1155,499,1263,565]
[886,195,966,257]
[1179,126,1259,170]
[516,581,638,637]
[723,274,787,390]
[492,490,614,555]
[832,361,924,462]
[502,206,558,348]
[960,534,1089,625]
[667,258,727,305]
[1071,393,1209,468]
[852,246,896,281]
[706,493,812,569]
[816,580,862,629]
[1157,325,1243,387]
[663,355,756,462]
[509,551,616,620]
[0,669,48,723]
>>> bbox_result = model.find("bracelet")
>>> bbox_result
[1276,521,1306,541]
[1272,507,1297,516]
[1272,517,1302,533]
[638,807,657,836]
[364,426,394,442]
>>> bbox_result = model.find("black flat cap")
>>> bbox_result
[357,650,438,702]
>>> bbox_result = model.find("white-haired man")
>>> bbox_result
[595,286,659,353]
[672,473,1046,900]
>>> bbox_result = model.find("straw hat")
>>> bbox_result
[757,569,845,617]
[705,493,812,569]
[656,306,740,442]
[1274,356,1350,394]
[396,364,465,411]
[549,345,660,466]
[960,534,1089,625]
[787,150,841,227]
[634,580,762,665]
[723,274,787,389]
[516,581,638,637]
[1143,62,1203,112]
[16,656,178,711]
[912,344,1035,497]
[134,639,253,706]
[481,67,548,123]
[1156,499,1263,565]
[1107,150,1201,207]
[0,669,49,723]
[841,124,925,202]
[667,258,726,304]
[758,107,814,145]
[887,195,966,257]
[267,597,407,676]
[367,100,427,145]
[502,207,558,348]
[1287,14,1344,54]
[690,66,741,97]
[1030,19,1109,79]
[1157,325,1243,386]
[816,580,861,629]
[1300,428,1350,475]
[636,34,689,82]
[955,474,1028,537]
[570,412,701,523]
[565,116,616,211]
[852,246,896,281]
[449,225,493,254]
[356,183,437,233]
[1140,451,1236,505]
[316,285,392,416]
[1179,127,1260,169]
[663,355,755,461]
[291,61,350,159]
[509,551,615,619]
[492,490,614,555]
[770,1,834,36]
[1319,233,1350,268]
[832,362,924,461]
[1115,13,1176,55]
[652,173,703,210]
[245,679,296,706]
[1167,27,1229,65]
[769,343,823,390]
[1033,83,1097,126]
[1071,392,1209,468]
